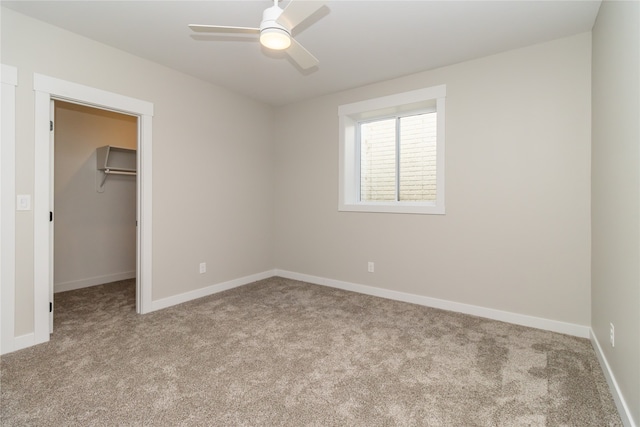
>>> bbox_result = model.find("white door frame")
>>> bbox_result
[33,74,153,345]
[1,64,18,354]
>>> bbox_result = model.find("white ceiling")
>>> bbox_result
[2,0,601,106]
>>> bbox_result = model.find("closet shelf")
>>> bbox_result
[97,145,136,173]
[96,145,136,190]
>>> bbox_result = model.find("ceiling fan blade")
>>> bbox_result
[286,38,319,70]
[277,1,326,30]
[188,24,260,34]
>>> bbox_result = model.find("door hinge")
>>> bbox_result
[49,302,53,313]
[50,120,53,131]
[50,211,53,222]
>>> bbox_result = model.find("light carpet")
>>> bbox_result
[1,277,622,426]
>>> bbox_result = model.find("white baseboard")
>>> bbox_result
[11,268,592,356]
[274,269,591,339]
[54,271,136,293]
[150,270,276,312]
[590,329,637,427]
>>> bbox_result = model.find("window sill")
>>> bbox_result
[338,202,445,215]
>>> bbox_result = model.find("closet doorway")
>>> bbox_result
[33,73,153,345]
[53,101,137,313]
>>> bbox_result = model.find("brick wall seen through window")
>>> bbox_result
[360,112,437,202]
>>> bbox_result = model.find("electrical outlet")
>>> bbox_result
[367,262,374,273]
[199,262,206,274]
[610,323,615,347]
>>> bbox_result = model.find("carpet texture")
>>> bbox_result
[1,277,622,426]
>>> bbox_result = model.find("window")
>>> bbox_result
[338,85,446,214]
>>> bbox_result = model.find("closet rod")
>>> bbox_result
[100,169,137,189]
[104,169,136,176]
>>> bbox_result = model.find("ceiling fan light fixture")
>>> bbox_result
[260,27,291,50]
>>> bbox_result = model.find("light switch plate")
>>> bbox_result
[17,195,31,211]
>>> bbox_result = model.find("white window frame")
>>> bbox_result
[338,85,446,215]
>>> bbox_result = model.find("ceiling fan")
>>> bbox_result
[189,0,326,70]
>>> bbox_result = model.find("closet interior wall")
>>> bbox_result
[54,101,137,293]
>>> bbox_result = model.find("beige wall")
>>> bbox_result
[274,33,592,326]
[591,0,640,423]
[2,7,275,336]
[54,102,137,291]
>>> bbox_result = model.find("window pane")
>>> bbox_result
[360,119,396,201]
[399,113,437,201]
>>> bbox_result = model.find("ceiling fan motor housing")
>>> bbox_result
[260,5,290,35]
[259,4,291,49]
